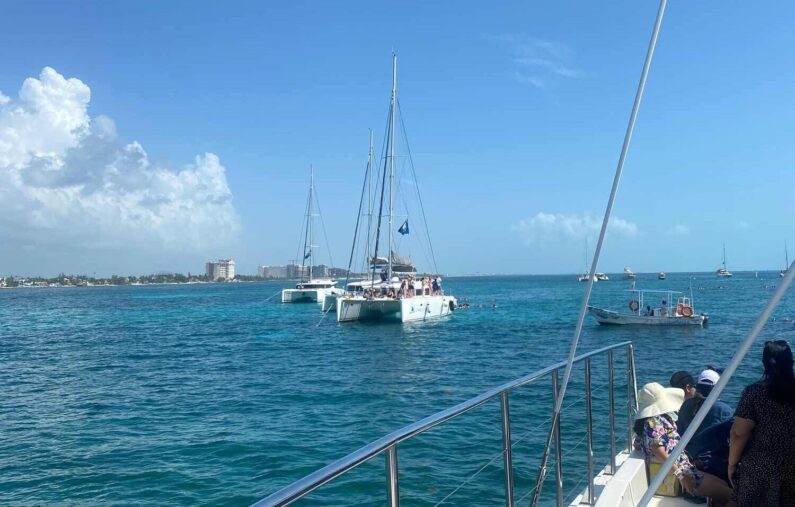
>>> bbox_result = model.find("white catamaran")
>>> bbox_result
[281,168,343,304]
[336,55,456,323]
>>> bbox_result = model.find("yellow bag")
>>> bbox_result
[649,461,681,497]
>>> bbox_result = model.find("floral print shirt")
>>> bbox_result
[637,412,695,478]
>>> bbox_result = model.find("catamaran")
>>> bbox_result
[336,55,456,323]
[281,168,343,304]
[781,240,789,278]
[716,242,733,277]
[587,288,708,326]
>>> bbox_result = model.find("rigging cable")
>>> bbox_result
[530,1,668,504]
[397,99,439,276]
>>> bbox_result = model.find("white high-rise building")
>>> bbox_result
[206,259,236,280]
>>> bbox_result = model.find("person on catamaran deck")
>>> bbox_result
[634,382,733,505]
[661,300,669,316]
[678,369,734,438]
[431,277,439,295]
[729,340,795,506]
[670,371,697,401]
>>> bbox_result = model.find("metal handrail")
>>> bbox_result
[253,341,635,507]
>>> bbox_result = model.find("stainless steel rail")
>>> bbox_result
[252,341,637,507]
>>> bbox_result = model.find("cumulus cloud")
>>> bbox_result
[0,67,239,262]
[512,212,638,244]
[668,224,691,236]
[490,34,582,89]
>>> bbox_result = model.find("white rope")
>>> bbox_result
[529,1,668,504]
[639,259,795,506]
[432,449,506,506]
[263,290,282,303]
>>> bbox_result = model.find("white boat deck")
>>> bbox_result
[569,450,692,507]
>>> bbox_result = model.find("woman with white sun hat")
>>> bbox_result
[633,382,733,505]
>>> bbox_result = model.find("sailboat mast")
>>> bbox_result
[308,166,314,280]
[387,54,397,280]
[786,241,790,268]
[367,129,373,270]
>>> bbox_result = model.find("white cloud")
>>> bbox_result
[512,212,638,244]
[0,67,239,259]
[668,224,691,236]
[491,34,582,87]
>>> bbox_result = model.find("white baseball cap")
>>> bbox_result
[697,369,720,386]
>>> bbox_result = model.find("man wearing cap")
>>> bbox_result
[677,368,734,437]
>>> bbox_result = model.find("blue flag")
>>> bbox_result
[398,220,409,235]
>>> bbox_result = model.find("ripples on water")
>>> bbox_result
[1,274,793,505]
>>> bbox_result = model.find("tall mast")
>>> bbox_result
[387,54,397,280]
[723,242,727,270]
[367,129,373,268]
[786,240,790,268]
[308,166,314,280]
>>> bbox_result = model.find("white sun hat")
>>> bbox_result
[636,382,685,420]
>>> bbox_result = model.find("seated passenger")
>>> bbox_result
[678,368,733,437]
[729,340,795,506]
[645,305,653,316]
[687,418,733,484]
[670,370,697,401]
[634,382,732,504]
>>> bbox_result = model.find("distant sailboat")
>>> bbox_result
[781,241,789,278]
[623,267,636,279]
[281,167,343,304]
[716,242,733,278]
[578,239,597,282]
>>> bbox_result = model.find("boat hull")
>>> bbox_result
[321,292,340,312]
[337,295,457,323]
[587,306,706,326]
[282,287,343,304]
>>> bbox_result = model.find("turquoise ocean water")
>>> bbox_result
[2,273,794,506]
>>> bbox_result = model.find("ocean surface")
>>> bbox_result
[2,273,794,506]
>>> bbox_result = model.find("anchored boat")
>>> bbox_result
[281,168,343,304]
[623,267,636,279]
[588,289,707,326]
[716,243,733,278]
[335,55,456,323]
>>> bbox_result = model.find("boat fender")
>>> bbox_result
[628,300,640,312]
[681,306,693,318]
[449,300,455,312]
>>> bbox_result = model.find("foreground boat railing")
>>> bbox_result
[252,341,637,507]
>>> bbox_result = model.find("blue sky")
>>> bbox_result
[0,1,793,276]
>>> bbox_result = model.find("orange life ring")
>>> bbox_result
[681,306,694,318]
[628,300,640,312]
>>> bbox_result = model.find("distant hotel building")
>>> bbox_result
[257,263,352,279]
[206,259,236,281]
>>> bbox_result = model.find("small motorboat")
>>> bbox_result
[658,272,666,280]
[587,289,708,326]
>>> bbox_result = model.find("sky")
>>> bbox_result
[0,0,793,276]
